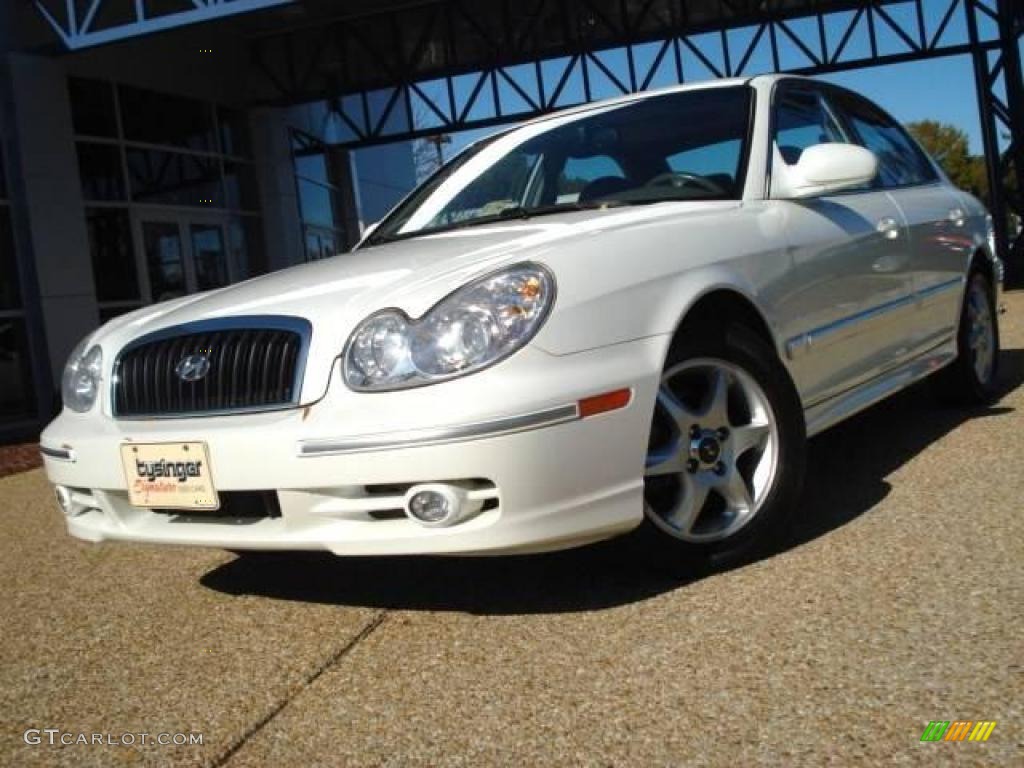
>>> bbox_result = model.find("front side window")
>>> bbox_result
[833,93,938,188]
[366,86,752,246]
[773,87,849,166]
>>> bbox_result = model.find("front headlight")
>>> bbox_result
[344,263,555,391]
[61,339,103,413]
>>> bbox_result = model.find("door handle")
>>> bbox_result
[876,217,900,240]
[948,208,966,227]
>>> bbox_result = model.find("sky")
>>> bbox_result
[347,3,1017,217]
[440,54,985,160]
[422,1,1010,162]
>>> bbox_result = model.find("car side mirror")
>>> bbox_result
[772,143,878,199]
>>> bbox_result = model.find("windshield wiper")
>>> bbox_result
[445,201,600,228]
[365,199,647,247]
[445,200,635,228]
[463,197,698,224]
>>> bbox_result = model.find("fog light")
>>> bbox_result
[54,484,91,517]
[410,491,449,522]
[403,484,464,527]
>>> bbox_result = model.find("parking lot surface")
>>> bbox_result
[2,293,1022,767]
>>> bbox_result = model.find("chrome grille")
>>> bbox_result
[113,318,310,418]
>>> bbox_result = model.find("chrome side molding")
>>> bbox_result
[786,276,963,360]
[297,403,581,457]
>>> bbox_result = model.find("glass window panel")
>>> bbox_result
[434,150,542,224]
[77,142,126,201]
[373,87,751,243]
[127,149,224,207]
[319,232,338,259]
[297,178,339,228]
[558,155,622,202]
[142,221,186,301]
[774,89,849,166]
[119,85,215,152]
[223,162,259,211]
[304,228,322,262]
[85,208,139,302]
[218,107,251,158]
[0,209,20,310]
[667,139,743,183]
[294,151,331,185]
[190,224,228,291]
[68,77,118,137]
[0,317,36,420]
[835,94,938,188]
[0,148,7,198]
[304,226,339,262]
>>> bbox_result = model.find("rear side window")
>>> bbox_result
[833,93,938,188]
[773,88,849,166]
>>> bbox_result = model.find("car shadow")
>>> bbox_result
[200,349,1023,615]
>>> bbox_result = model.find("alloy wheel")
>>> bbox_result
[644,358,780,543]
[966,280,995,385]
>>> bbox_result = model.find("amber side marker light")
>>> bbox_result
[578,388,632,418]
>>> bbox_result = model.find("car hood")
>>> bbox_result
[96,201,738,402]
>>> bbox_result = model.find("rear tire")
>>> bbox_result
[933,271,1000,406]
[633,322,806,576]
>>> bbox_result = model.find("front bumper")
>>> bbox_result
[41,337,666,555]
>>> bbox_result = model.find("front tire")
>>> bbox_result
[934,271,1000,405]
[635,323,806,575]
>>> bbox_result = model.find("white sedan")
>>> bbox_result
[42,74,1002,571]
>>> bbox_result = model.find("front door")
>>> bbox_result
[134,214,233,303]
[768,82,916,407]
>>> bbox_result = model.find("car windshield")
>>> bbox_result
[364,85,753,246]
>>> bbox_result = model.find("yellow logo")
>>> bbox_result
[920,721,997,742]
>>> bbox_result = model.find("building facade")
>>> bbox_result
[0,4,415,441]
[5,0,1021,441]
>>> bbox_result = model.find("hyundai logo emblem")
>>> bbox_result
[175,354,212,383]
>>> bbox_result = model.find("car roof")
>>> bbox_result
[471,73,811,144]
[451,73,823,158]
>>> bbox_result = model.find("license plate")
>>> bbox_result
[120,442,219,511]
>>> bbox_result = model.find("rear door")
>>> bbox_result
[830,90,965,353]
[770,82,916,407]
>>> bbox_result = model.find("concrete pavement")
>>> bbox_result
[2,294,1022,767]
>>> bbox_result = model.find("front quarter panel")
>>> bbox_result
[530,202,791,358]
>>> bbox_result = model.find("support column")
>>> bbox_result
[968,0,1024,286]
[967,5,1008,259]
[997,0,1024,283]
[7,54,99,380]
[329,146,362,249]
[249,107,304,272]
[0,23,58,432]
